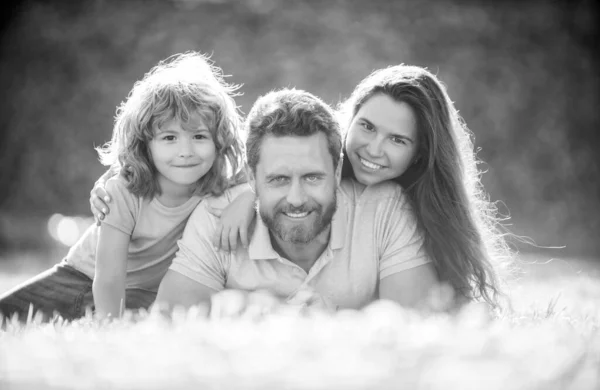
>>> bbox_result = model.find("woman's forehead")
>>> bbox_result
[357,94,418,138]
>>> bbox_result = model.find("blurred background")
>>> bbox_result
[0,0,598,279]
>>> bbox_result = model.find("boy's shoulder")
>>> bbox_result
[104,174,141,207]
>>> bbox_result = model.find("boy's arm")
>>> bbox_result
[93,224,129,318]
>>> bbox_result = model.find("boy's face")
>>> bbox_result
[149,114,216,198]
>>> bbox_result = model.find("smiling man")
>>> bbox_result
[154,89,438,312]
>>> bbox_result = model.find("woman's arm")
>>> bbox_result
[93,224,129,318]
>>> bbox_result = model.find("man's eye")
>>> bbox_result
[271,176,288,183]
[305,175,320,183]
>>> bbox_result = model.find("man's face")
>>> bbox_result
[252,133,338,245]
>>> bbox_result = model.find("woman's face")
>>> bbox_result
[345,93,419,186]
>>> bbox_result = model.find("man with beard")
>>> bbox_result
[154,89,438,313]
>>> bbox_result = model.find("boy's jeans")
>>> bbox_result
[0,262,156,322]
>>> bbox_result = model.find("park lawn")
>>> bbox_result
[0,254,598,390]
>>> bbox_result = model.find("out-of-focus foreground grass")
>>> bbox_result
[0,253,598,390]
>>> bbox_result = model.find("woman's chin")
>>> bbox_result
[354,170,382,186]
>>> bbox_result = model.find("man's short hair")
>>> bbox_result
[245,89,342,172]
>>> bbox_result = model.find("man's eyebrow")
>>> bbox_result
[265,173,289,180]
[304,171,326,177]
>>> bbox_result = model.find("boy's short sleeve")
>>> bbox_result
[102,177,138,236]
[376,188,431,279]
[169,200,229,291]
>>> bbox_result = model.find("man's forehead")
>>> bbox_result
[258,133,335,173]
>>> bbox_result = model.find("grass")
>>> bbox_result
[0,252,598,390]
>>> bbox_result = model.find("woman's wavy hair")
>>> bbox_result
[96,51,246,199]
[339,65,514,309]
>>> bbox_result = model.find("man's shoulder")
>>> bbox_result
[187,183,251,229]
[203,183,251,210]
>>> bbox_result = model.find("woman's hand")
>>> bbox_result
[207,189,257,252]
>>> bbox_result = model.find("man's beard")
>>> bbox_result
[258,192,337,245]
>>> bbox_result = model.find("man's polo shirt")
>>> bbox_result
[169,179,430,309]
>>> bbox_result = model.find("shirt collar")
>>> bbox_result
[248,191,347,260]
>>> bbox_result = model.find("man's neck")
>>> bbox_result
[270,226,331,273]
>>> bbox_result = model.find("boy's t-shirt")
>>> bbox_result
[65,176,203,291]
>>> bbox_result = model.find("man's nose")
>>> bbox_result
[286,180,307,207]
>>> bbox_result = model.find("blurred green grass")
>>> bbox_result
[0,251,598,390]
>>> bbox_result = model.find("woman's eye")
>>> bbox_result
[390,136,406,145]
[162,135,176,141]
[360,121,374,132]
[194,134,206,140]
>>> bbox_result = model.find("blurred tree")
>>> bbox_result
[0,0,597,257]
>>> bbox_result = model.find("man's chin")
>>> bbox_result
[273,219,315,243]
